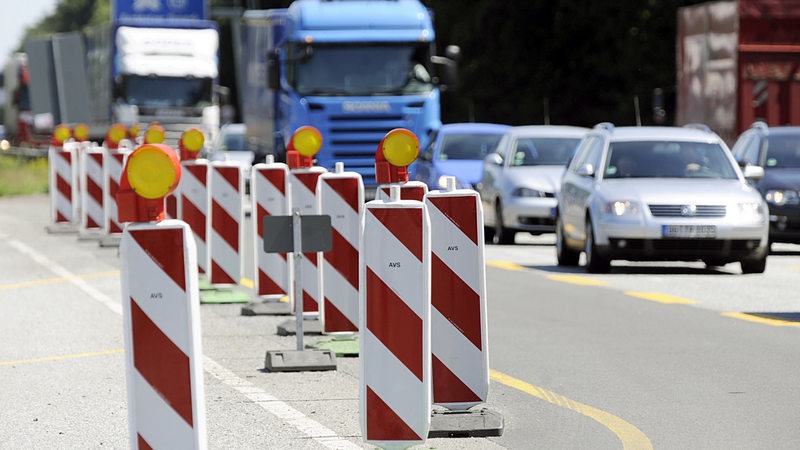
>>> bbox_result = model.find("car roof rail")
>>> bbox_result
[751,120,768,131]
[593,122,614,132]
[683,123,713,133]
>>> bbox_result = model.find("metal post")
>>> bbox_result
[293,207,304,351]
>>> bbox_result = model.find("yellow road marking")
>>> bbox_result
[490,369,653,449]
[721,312,800,327]
[486,261,524,271]
[0,349,124,367]
[0,270,120,291]
[240,277,254,289]
[547,274,609,286]
[625,291,696,305]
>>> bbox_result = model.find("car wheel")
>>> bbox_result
[493,202,516,245]
[585,217,610,273]
[483,225,495,243]
[740,254,767,274]
[556,214,580,266]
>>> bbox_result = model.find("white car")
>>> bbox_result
[477,125,588,244]
[557,123,769,274]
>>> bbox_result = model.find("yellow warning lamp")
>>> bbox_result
[117,144,181,223]
[375,128,420,184]
[287,125,323,169]
[106,123,128,149]
[51,124,72,146]
[179,128,205,160]
[73,123,89,142]
[128,123,142,141]
[144,123,166,144]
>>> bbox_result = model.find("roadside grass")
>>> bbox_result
[0,155,49,197]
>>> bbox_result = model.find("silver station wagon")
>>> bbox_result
[556,123,769,274]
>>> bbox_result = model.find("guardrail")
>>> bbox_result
[1,145,49,158]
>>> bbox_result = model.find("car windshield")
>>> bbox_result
[510,137,580,166]
[221,132,245,151]
[438,133,504,160]
[604,141,738,179]
[764,135,800,168]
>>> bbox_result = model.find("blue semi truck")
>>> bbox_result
[240,0,458,191]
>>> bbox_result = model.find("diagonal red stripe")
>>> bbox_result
[303,252,318,267]
[431,253,482,350]
[211,260,235,285]
[181,195,206,242]
[323,297,357,332]
[367,208,422,261]
[129,228,186,291]
[87,177,103,204]
[432,354,481,404]
[366,386,421,441]
[211,200,238,251]
[366,268,422,380]
[294,172,322,195]
[428,196,478,245]
[303,290,318,312]
[259,168,285,195]
[56,174,71,201]
[256,203,268,238]
[87,217,100,229]
[324,177,360,213]
[215,166,241,193]
[258,268,286,296]
[184,164,207,185]
[131,300,193,427]
[137,434,153,450]
[381,185,425,202]
[324,229,358,290]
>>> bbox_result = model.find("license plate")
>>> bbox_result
[662,225,716,238]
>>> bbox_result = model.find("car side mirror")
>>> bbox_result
[576,163,595,177]
[420,151,433,162]
[742,164,764,181]
[484,153,503,166]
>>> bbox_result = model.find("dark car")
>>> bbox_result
[731,122,800,247]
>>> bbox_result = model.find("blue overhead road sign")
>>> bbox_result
[113,0,207,21]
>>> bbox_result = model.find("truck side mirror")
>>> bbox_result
[267,51,280,90]
[431,45,460,89]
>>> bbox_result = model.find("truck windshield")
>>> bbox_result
[289,44,433,96]
[119,76,213,108]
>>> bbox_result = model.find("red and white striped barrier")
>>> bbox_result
[120,220,207,449]
[104,145,133,239]
[376,180,428,202]
[425,182,489,411]
[252,159,293,300]
[47,141,79,230]
[289,166,327,315]
[79,143,106,234]
[318,163,363,333]
[209,161,246,287]
[178,160,211,277]
[360,185,431,447]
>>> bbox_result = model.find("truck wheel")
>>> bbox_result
[493,202,515,245]
[556,214,580,266]
[585,217,610,273]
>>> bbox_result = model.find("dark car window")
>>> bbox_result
[438,133,503,160]
[764,135,800,168]
[604,141,738,179]
[509,137,581,166]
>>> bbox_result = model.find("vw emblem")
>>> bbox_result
[681,204,697,216]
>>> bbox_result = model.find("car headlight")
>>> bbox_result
[512,187,547,197]
[765,189,800,206]
[603,200,640,217]
[733,201,765,218]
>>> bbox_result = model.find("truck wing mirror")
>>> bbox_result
[431,45,460,89]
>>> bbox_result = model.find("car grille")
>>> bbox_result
[648,204,726,218]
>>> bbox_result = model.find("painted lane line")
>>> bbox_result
[486,260,524,271]
[0,349,123,366]
[490,369,653,450]
[0,270,119,292]
[547,274,609,286]
[625,291,696,305]
[5,235,358,448]
[721,312,800,327]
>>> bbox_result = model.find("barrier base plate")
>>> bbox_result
[428,407,505,438]
[307,336,359,357]
[277,318,322,336]
[264,349,337,372]
[198,276,214,291]
[77,229,104,241]
[241,296,292,316]
[99,234,122,248]
[201,288,252,304]
[45,223,79,234]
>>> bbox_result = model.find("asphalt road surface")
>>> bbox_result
[2,194,800,449]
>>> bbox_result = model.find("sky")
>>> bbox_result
[0,0,59,64]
